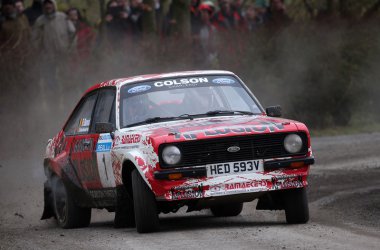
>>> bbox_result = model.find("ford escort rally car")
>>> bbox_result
[42,70,314,233]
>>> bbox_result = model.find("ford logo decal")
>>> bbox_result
[212,78,235,84]
[227,146,240,153]
[128,85,151,94]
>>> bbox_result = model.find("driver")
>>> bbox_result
[197,87,217,111]
[125,94,150,125]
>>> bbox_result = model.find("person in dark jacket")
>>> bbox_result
[104,0,133,46]
[190,0,202,35]
[265,0,291,29]
[23,0,43,25]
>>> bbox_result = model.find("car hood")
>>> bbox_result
[118,115,306,146]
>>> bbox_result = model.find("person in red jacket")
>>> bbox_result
[66,7,95,60]
[211,0,245,31]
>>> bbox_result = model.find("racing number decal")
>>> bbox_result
[95,133,116,188]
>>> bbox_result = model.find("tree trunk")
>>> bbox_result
[170,0,191,38]
[142,0,157,35]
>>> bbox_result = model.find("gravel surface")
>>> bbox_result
[1,133,379,250]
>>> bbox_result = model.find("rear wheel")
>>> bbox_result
[283,188,309,224]
[131,170,159,233]
[210,203,243,217]
[52,177,91,228]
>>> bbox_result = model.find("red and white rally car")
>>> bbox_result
[42,70,314,233]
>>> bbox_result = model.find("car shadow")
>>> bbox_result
[87,214,285,233]
[158,214,285,233]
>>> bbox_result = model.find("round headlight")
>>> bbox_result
[284,134,303,153]
[162,145,181,165]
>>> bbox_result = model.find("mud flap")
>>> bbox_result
[114,185,135,228]
[256,191,285,210]
[41,181,55,220]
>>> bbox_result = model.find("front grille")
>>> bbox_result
[159,132,308,168]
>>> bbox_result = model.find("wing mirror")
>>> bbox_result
[266,105,282,117]
[95,122,114,134]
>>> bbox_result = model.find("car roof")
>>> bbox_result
[84,70,235,94]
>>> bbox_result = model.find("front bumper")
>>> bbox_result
[154,157,314,180]
[153,158,312,201]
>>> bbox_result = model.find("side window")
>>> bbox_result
[91,88,116,132]
[64,93,98,135]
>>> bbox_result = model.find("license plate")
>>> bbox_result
[206,160,264,177]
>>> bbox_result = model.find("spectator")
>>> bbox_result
[244,4,265,32]
[190,0,202,36]
[67,7,95,60]
[197,2,217,66]
[232,0,244,16]
[104,0,133,45]
[129,0,145,37]
[0,0,30,50]
[24,0,43,26]
[33,0,76,88]
[266,0,291,28]
[14,0,25,14]
[253,0,269,23]
[211,0,245,31]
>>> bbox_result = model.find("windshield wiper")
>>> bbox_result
[124,117,175,128]
[124,115,194,128]
[123,111,254,128]
[205,110,254,116]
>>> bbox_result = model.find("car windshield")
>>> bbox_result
[120,75,262,128]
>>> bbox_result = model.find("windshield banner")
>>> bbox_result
[124,75,241,96]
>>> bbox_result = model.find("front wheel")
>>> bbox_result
[131,170,159,233]
[52,177,91,228]
[210,203,243,217]
[283,188,309,224]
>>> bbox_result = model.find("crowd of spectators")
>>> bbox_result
[0,0,292,88]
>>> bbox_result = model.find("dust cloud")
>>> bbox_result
[0,21,379,205]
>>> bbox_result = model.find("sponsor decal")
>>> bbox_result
[225,180,267,190]
[128,85,151,94]
[212,78,235,84]
[227,146,240,153]
[208,185,225,195]
[96,142,112,152]
[154,78,208,87]
[88,189,117,199]
[271,175,304,190]
[99,134,112,140]
[73,138,93,152]
[171,184,204,200]
[121,134,141,144]
[79,118,91,127]
[174,122,285,140]
[115,145,140,150]
[78,127,89,133]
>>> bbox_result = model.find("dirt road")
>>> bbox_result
[1,133,379,250]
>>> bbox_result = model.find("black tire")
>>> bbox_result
[210,203,243,217]
[283,188,309,224]
[131,170,159,233]
[52,177,91,229]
